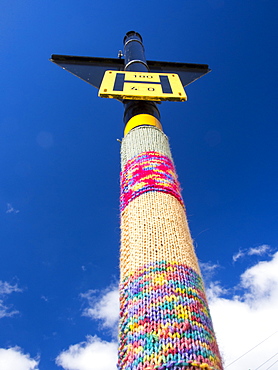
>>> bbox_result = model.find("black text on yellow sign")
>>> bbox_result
[98,71,187,102]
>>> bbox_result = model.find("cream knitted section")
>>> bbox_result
[120,191,200,280]
[121,126,173,169]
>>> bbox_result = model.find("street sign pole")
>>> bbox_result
[122,31,162,137]
[51,31,223,370]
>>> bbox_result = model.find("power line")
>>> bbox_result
[226,330,278,368]
[254,352,278,370]
[265,358,278,370]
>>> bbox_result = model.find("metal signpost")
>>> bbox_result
[51,31,223,370]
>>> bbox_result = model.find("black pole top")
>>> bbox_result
[124,31,143,44]
[123,31,148,72]
[122,31,159,125]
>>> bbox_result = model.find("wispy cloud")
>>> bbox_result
[248,244,270,256]
[0,346,39,370]
[0,281,22,295]
[0,300,19,319]
[200,261,220,274]
[200,261,221,285]
[232,249,245,262]
[0,281,22,319]
[81,286,119,333]
[6,203,19,214]
[232,244,271,262]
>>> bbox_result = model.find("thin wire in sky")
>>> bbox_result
[265,359,278,370]
[226,330,278,368]
[254,352,278,370]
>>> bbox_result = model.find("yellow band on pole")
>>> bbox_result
[124,114,162,136]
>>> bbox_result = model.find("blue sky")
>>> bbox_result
[1,1,278,369]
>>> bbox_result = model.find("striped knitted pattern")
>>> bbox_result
[120,151,184,212]
[119,126,223,370]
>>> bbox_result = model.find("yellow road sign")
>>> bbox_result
[98,70,187,102]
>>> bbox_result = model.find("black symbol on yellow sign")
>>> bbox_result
[130,86,155,91]
[113,73,172,94]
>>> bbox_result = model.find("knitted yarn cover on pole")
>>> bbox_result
[119,126,223,370]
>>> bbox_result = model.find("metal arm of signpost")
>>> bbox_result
[50,31,211,131]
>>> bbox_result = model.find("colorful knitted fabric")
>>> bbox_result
[120,151,184,212]
[118,262,222,370]
[119,125,223,370]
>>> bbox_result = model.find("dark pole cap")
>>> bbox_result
[123,31,143,44]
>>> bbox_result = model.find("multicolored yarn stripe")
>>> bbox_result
[118,261,222,370]
[120,151,183,212]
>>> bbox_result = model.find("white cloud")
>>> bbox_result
[206,281,228,302]
[81,287,119,332]
[6,203,19,214]
[0,281,22,295]
[0,300,19,319]
[233,244,271,262]
[200,261,220,274]
[232,249,245,262]
[248,244,270,256]
[0,347,39,370]
[56,286,119,370]
[200,261,221,285]
[208,251,278,369]
[0,281,22,318]
[58,252,278,370]
[56,336,117,370]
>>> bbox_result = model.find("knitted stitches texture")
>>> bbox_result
[120,192,200,279]
[121,126,173,169]
[118,261,222,370]
[119,125,223,369]
[120,151,183,212]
